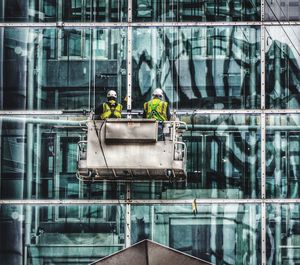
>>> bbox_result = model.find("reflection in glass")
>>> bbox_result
[0,114,260,200]
[0,204,124,264]
[267,204,300,265]
[265,0,300,21]
[131,114,261,199]
[132,0,261,22]
[0,0,127,22]
[266,26,300,109]
[266,114,300,198]
[131,204,261,265]
[132,27,260,110]
[0,118,127,200]
[0,28,127,110]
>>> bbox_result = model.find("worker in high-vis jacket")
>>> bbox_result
[143,88,171,121]
[95,90,123,119]
[143,88,171,140]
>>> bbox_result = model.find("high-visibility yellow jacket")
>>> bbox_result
[100,100,122,119]
[143,98,168,121]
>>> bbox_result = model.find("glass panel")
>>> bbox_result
[266,114,300,198]
[0,28,127,110]
[132,26,261,110]
[63,0,127,22]
[0,0,127,22]
[267,204,300,264]
[131,204,261,265]
[132,0,261,22]
[0,204,125,264]
[131,114,261,199]
[0,117,127,199]
[265,0,300,21]
[0,114,260,200]
[265,26,300,109]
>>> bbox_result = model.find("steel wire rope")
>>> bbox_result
[93,119,110,171]
[93,119,129,240]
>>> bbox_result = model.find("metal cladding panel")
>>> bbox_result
[105,119,158,143]
[87,121,174,169]
[91,240,213,265]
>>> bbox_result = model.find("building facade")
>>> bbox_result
[0,0,299,264]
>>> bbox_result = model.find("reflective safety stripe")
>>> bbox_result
[100,101,122,120]
[144,98,168,121]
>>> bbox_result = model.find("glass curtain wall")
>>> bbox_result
[0,27,127,110]
[132,26,261,110]
[0,0,128,22]
[0,1,299,265]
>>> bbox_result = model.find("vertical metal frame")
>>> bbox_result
[261,120,266,265]
[261,27,266,110]
[261,202,267,265]
[125,1,133,247]
[128,0,132,23]
[126,27,132,118]
[261,113,266,196]
[261,0,265,22]
[261,1,267,265]
[125,183,131,247]
[126,0,133,119]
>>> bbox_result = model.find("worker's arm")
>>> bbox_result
[142,102,147,118]
[166,104,171,121]
[142,109,147,118]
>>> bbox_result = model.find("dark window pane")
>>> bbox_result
[131,114,261,199]
[0,28,127,110]
[0,205,125,264]
[0,118,128,200]
[132,0,261,22]
[132,204,261,265]
[0,0,127,22]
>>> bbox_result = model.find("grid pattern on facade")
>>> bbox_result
[0,1,299,265]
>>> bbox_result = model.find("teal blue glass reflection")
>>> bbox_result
[0,117,128,200]
[266,26,300,109]
[266,115,300,198]
[267,204,300,264]
[1,28,127,110]
[0,0,127,22]
[132,0,261,22]
[0,204,125,264]
[131,114,261,199]
[131,204,261,265]
[132,26,261,110]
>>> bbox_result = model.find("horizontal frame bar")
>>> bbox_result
[177,109,300,114]
[3,109,300,116]
[2,199,300,205]
[0,21,299,28]
[0,110,64,115]
[27,244,124,247]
